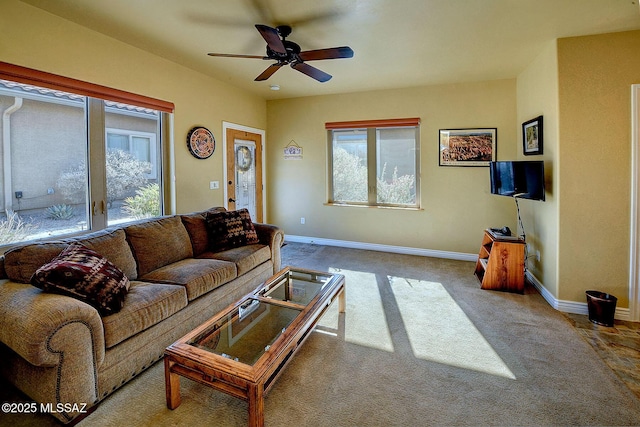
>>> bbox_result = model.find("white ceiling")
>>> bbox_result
[20,0,640,100]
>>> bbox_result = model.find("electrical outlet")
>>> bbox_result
[300,217,305,224]
[535,250,541,262]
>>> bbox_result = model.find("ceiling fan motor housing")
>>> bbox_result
[266,40,301,63]
[275,25,292,38]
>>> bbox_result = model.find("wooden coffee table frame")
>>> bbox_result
[164,267,345,427]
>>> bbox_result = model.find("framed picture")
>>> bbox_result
[522,116,543,155]
[439,128,497,166]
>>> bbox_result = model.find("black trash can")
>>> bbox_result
[585,290,617,327]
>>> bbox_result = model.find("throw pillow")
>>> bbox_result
[31,243,131,316]
[182,207,228,256]
[205,208,259,251]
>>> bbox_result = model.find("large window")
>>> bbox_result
[327,118,420,208]
[0,62,173,246]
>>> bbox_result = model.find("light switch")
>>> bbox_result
[209,181,220,190]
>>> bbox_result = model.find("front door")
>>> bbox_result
[226,128,263,222]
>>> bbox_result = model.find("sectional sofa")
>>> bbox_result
[0,207,284,423]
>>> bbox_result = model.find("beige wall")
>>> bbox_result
[556,30,640,307]
[516,41,560,297]
[1,0,266,215]
[266,80,518,254]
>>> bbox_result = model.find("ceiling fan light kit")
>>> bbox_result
[207,24,354,83]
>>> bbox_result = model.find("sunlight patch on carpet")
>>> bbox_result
[319,268,394,352]
[389,276,516,379]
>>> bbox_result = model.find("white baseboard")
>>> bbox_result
[285,235,630,321]
[526,271,630,321]
[284,234,478,262]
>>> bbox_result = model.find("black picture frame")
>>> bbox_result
[438,128,497,166]
[522,116,543,155]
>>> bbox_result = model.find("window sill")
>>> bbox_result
[324,202,422,211]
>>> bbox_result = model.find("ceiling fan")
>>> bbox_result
[207,24,354,83]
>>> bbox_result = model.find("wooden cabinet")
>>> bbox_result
[474,229,525,293]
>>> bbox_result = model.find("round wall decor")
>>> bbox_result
[187,126,215,159]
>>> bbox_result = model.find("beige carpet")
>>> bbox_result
[2,243,640,426]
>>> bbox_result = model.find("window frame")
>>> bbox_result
[326,118,421,209]
[0,62,173,246]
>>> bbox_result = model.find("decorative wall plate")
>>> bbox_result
[187,126,215,159]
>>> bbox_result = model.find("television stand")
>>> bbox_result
[474,229,525,293]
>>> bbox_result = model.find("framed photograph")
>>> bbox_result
[522,116,543,155]
[439,128,497,166]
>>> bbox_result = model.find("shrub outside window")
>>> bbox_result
[107,129,158,179]
[327,118,420,208]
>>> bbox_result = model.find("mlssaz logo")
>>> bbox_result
[40,402,88,413]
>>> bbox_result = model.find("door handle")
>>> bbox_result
[92,200,106,215]
[228,198,236,203]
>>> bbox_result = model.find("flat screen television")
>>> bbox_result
[490,161,545,201]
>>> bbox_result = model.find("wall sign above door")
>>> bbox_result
[187,126,215,159]
[283,140,302,160]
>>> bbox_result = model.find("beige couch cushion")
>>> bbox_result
[199,244,271,276]
[3,242,67,283]
[102,281,188,348]
[67,229,138,280]
[31,243,131,316]
[3,229,138,284]
[140,258,237,301]
[125,216,193,277]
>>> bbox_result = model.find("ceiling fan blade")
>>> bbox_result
[291,62,332,82]
[299,46,354,61]
[255,24,286,54]
[207,53,267,59]
[255,63,284,81]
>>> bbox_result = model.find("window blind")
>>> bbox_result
[325,118,420,130]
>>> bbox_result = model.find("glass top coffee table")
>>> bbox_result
[164,267,345,427]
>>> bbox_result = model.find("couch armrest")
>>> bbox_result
[254,223,285,273]
[0,280,105,367]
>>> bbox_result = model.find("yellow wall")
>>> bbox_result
[556,30,640,307]
[516,41,560,297]
[266,80,518,254]
[1,0,266,214]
